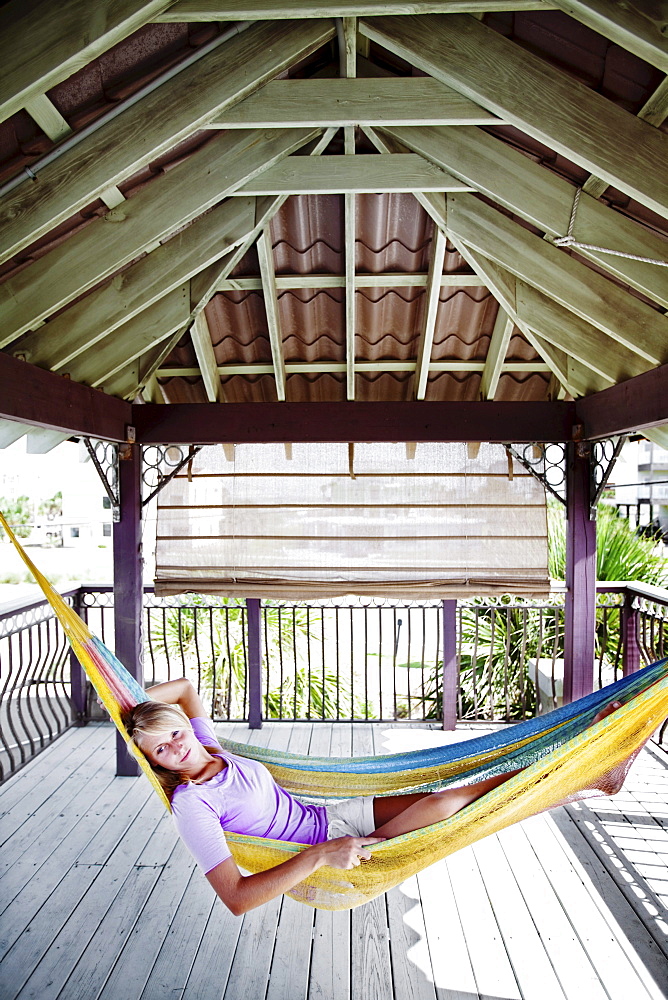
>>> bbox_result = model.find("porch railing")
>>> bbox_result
[1,583,667,782]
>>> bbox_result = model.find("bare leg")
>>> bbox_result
[372,700,623,839]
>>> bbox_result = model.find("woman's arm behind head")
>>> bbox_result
[144,677,209,721]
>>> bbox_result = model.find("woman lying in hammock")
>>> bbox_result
[123,677,620,916]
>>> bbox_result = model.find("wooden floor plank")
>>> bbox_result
[526,811,662,1000]
[471,835,567,1000]
[447,846,522,1000]
[98,840,196,1000]
[0,724,666,1000]
[416,859,478,1000]
[498,822,609,1000]
[386,876,437,1000]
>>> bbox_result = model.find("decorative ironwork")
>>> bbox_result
[141,444,203,506]
[83,438,120,521]
[505,443,567,505]
[591,437,626,508]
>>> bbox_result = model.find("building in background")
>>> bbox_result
[613,438,668,542]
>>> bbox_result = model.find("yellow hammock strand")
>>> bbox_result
[3,508,668,910]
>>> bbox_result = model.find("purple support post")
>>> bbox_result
[563,442,597,703]
[621,591,641,676]
[441,599,458,731]
[69,590,87,724]
[246,598,262,729]
[113,442,144,776]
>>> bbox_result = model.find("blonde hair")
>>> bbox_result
[122,700,194,800]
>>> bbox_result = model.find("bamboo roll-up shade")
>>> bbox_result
[154,442,549,598]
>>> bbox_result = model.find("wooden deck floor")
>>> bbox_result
[0,721,667,1000]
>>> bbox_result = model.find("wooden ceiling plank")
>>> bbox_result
[447,192,668,365]
[361,14,668,220]
[23,94,72,142]
[0,127,319,345]
[210,78,501,128]
[415,228,446,400]
[155,2,559,21]
[0,353,131,440]
[157,361,551,377]
[551,0,668,75]
[257,227,287,402]
[0,0,177,124]
[529,332,613,396]
[15,198,256,371]
[480,308,514,401]
[345,190,356,401]
[234,154,472,194]
[0,18,335,265]
[190,311,223,403]
[383,124,668,309]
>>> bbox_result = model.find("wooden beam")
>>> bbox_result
[61,285,190,387]
[0,352,131,440]
[25,428,72,454]
[0,0,176,124]
[551,0,668,74]
[23,94,71,142]
[234,154,472,194]
[415,228,446,400]
[157,361,551,376]
[361,14,668,220]
[210,78,502,129]
[215,273,485,291]
[15,198,256,370]
[382,124,668,309]
[447,192,668,364]
[0,127,319,343]
[132,400,577,445]
[576,364,668,439]
[529,332,613,397]
[345,190,356,400]
[0,420,30,448]
[190,311,222,403]
[480,307,514,401]
[256,227,287,401]
[155,1,559,20]
[0,18,335,265]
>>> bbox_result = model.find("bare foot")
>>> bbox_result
[592,700,621,725]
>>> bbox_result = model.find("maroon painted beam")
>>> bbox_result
[133,401,576,444]
[563,443,596,704]
[0,353,131,441]
[576,364,668,440]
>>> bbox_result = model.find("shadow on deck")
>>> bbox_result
[0,722,666,1000]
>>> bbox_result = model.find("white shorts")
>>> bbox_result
[326,796,376,839]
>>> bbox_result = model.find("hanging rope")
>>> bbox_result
[553,186,668,266]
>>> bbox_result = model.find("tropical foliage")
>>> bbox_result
[0,496,32,539]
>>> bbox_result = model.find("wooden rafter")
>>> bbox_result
[0,0,176,124]
[551,0,668,74]
[447,192,668,364]
[480,307,514,401]
[0,18,335,264]
[190,312,222,403]
[0,128,319,343]
[383,124,668,309]
[23,94,71,142]
[15,198,256,370]
[63,286,190,388]
[214,274,485,291]
[361,14,668,220]
[158,361,551,377]
[415,228,446,400]
[257,227,287,401]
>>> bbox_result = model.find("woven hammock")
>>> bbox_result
[3,508,668,911]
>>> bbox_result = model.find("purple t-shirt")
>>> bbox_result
[171,717,329,874]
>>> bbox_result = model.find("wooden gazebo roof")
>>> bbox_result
[0,1,667,449]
